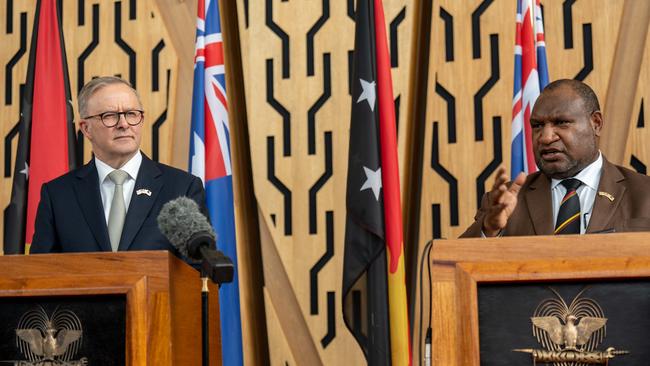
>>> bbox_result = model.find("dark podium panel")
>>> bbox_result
[0,295,126,365]
[478,281,650,365]
[428,233,650,365]
[0,251,221,365]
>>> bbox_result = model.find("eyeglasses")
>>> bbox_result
[83,110,144,128]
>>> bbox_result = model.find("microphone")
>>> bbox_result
[157,196,234,284]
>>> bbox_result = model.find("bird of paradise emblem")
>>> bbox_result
[514,287,628,365]
[13,306,87,365]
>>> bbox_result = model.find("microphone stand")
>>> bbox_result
[201,274,209,366]
[189,240,233,366]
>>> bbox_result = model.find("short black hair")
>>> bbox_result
[542,79,600,115]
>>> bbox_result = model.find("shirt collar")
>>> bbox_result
[95,151,142,184]
[551,151,603,190]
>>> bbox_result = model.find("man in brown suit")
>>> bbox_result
[462,79,650,237]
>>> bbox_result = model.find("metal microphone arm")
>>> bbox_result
[198,245,234,285]
[186,231,234,285]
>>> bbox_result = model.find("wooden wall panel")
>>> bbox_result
[543,0,624,97]
[236,1,414,364]
[624,10,650,175]
[603,1,650,164]
[263,288,298,365]
[417,0,516,242]
[153,0,195,169]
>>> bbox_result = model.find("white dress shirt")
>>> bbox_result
[95,151,142,224]
[550,152,603,234]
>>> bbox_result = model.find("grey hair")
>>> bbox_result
[78,76,142,118]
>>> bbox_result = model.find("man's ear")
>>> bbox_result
[591,111,603,137]
[78,120,92,141]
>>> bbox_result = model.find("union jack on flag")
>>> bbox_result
[189,0,243,364]
[511,0,549,178]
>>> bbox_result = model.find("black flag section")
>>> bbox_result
[342,0,391,364]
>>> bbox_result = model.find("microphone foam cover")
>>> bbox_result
[157,196,215,257]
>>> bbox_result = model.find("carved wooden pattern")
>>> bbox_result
[236,0,413,363]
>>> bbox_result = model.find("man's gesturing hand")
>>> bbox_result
[482,167,526,237]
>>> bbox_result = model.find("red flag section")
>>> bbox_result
[25,0,70,246]
[4,0,75,254]
[373,0,411,364]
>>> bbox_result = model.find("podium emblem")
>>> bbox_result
[11,306,88,366]
[514,287,628,364]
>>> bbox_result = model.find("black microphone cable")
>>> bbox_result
[418,239,434,366]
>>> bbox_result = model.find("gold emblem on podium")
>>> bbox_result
[9,306,88,366]
[514,287,629,365]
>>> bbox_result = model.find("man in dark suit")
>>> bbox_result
[31,76,206,253]
[462,79,650,237]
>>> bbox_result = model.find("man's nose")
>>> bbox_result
[115,113,129,129]
[538,124,557,144]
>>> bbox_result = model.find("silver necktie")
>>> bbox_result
[107,170,129,251]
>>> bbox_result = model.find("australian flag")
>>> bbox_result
[511,0,549,178]
[189,0,243,364]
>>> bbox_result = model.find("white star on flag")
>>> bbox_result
[20,162,29,180]
[357,78,376,111]
[360,166,382,200]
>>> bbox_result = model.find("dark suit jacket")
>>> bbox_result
[461,158,650,237]
[30,155,206,253]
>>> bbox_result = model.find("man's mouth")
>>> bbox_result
[540,148,563,160]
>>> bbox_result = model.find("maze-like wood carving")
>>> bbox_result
[237,1,413,364]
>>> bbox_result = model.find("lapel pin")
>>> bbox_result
[136,188,152,197]
[598,191,614,202]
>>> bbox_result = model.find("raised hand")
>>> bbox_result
[482,167,526,237]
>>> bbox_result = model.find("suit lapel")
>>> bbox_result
[74,160,112,252]
[118,156,163,251]
[586,158,625,233]
[525,174,554,235]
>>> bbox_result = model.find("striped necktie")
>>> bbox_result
[554,178,582,235]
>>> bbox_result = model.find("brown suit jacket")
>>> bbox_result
[461,158,650,237]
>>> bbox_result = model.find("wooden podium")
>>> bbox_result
[0,250,221,365]
[427,233,650,365]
